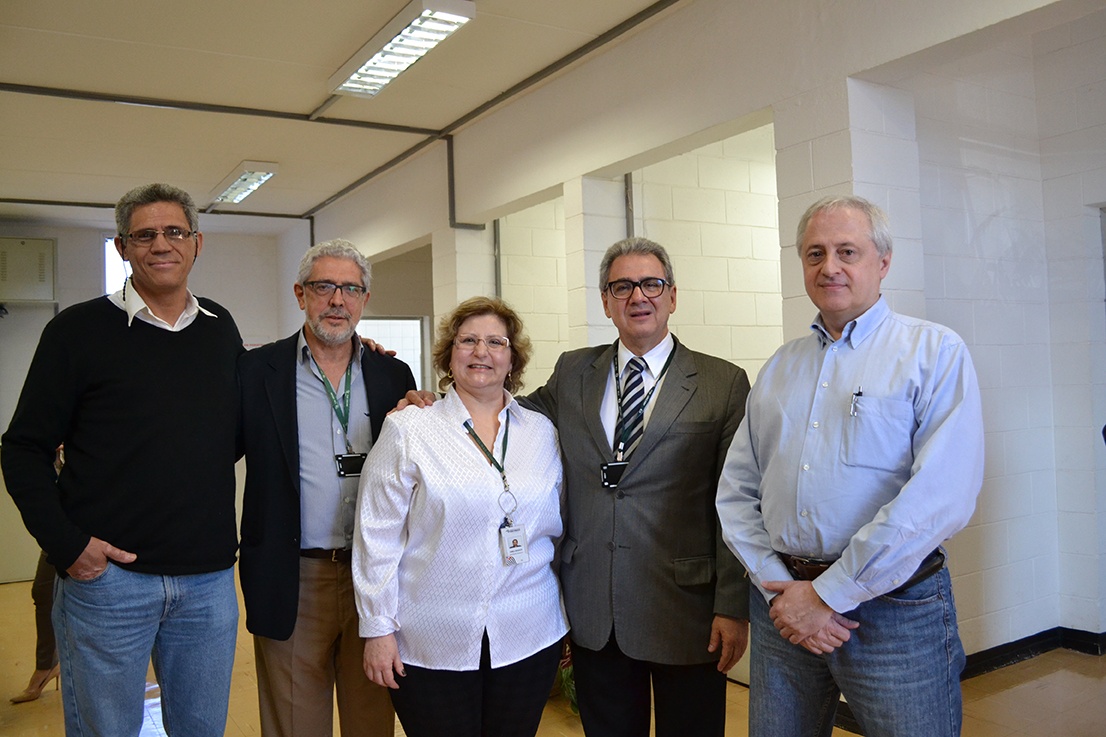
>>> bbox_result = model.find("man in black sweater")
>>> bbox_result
[1,183,242,737]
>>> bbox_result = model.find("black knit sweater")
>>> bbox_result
[1,296,243,575]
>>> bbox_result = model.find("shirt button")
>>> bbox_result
[832,347,838,352]
[821,382,829,388]
[607,541,616,551]
[812,421,819,428]
[616,491,625,499]
[800,509,808,517]
[802,464,810,471]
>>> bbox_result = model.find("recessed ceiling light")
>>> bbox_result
[209,161,279,205]
[329,0,475,99]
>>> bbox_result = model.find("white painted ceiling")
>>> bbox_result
[0,0,675,232]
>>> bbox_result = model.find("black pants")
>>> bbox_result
[572,630,727,737]
[389,631,562,737]
[32,550,58,670]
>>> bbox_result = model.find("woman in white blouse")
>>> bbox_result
[353,296,567,737]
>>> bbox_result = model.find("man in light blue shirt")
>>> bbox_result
[716,195,984,737]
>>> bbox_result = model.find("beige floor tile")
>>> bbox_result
[3,577,1106,737]
[960,712,1027,737]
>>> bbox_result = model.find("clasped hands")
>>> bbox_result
[763,579,858,655]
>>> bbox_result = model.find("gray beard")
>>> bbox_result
[307,315,356,346]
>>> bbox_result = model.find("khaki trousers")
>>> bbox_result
[254,557,394,737]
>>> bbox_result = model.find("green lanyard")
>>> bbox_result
[310,353,355,453]
[464,414,515,524]
[613,346,675,459]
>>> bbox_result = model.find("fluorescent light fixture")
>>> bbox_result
[208,161,279,205]
[329,0,475,98]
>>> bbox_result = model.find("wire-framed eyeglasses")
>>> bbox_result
[454,334,511,352]
[123,227,197,247]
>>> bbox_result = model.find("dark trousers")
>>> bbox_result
[389,632,562,737]
[32,550,58,670]
[572,630,727,737]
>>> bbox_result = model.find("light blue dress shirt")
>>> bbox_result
[296,332,370,550]
[717,297,984,614]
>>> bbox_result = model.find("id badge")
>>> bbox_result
[499,525,529,566]
[601,461,628,489]
[335,453,367,478]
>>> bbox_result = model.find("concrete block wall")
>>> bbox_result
[774,80,853,342]
[635,124,782,380]
[1034,8,1106,633]
[499,200,569,390]
[895,36,1059,653]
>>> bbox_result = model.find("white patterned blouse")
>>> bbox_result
[353,386,568,670]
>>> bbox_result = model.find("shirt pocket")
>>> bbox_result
[841,396,915,473]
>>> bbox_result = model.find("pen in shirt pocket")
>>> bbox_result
[850,386,862,417]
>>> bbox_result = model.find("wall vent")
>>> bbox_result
[0,238,56,302]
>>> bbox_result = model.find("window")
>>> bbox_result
[103,236,130,294]
[356,317,427,390]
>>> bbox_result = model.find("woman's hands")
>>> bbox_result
[363,634,406,689]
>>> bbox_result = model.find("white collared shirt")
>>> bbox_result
[108,277,216,331]
[599,332,675,449]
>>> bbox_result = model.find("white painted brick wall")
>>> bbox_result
[638,125,782,380]
[500,199,568,389]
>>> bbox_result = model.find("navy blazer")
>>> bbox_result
[237,332,417,640]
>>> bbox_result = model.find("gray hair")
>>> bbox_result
[296,239,372,288]
[115,183,198,236]
[598,237,676,289]
[795,195,893,257]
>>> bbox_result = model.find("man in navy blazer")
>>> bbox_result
[238,240,415,737]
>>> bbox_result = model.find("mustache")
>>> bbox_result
[320,308,351,319]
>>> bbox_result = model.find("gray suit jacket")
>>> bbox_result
[525,337,750,665]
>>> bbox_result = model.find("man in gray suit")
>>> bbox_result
[524,238,750,737]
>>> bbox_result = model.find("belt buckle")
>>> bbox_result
[330,549,340,563]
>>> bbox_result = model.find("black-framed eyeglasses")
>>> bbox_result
[303,281,367,299]
[454,334,511,352]
[123,227,197,246]
[604,277,669,300]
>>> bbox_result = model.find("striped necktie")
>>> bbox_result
[614,356,647,459]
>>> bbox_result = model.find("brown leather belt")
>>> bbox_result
[300,548,352,562]
[778,549,945,595]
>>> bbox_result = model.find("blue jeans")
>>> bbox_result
[53,564,238,737]
[749,567,965,737]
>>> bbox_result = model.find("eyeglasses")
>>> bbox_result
[604,277,669,300]
[303,281,367,299]
[123,227,197,246]
[454,334,511,352]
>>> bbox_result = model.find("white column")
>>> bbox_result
[563,175,627,349]
[430,225,495,331]
[773,79,924,340]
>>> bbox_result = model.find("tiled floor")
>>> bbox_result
[1,578,1103,736]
